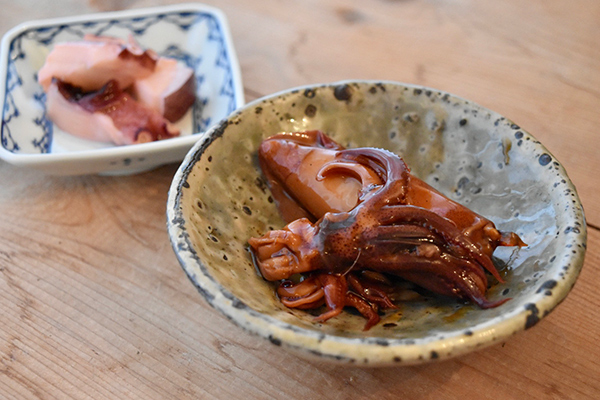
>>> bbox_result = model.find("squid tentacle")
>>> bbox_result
[372,205,504,282]
[314,274,382,331]
[313,274,348,322]
[277,277,325,309]
[276,273,385,331]
[357,252,490,304]
[333,148,411,207]
[345,292,381,331]
[347,273,397,310]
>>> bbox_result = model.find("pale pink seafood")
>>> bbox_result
[39,34,197,145]
[46,79,179,145]
[132,57,196,123]
[38,34,157,92]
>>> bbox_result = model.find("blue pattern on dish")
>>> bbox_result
[1,10,239,154]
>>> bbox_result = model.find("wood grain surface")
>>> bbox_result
[1,1,598,399]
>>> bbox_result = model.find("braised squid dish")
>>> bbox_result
[248,130,526,329]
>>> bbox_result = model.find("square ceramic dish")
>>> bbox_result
[0,3,243,175]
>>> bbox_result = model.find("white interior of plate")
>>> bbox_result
[168,81,586,366]
[0,4,243,175]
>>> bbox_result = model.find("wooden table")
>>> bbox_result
[1,1,598,398]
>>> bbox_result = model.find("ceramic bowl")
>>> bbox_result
[0,3,243,175]
[167,80,586,366]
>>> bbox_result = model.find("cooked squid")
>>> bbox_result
[248,130,526,329]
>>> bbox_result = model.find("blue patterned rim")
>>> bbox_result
[1,6,240,155]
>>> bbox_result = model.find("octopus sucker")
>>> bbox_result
[249,130,526,329]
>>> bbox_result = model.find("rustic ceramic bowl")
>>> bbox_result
[0,3,243,175]
[167,80,586,366]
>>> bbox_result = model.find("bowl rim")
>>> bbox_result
[167,79,587,366]
[0,3,244,173]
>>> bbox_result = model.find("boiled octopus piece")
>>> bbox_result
[132,57,196,123]
[38,34,158,92]
[248,130,526,329]
[39,34,196,130]
[46,79,179,145]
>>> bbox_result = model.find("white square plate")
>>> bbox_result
[0,3,244,175]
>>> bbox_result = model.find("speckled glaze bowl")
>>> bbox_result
[167,80,586,366]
